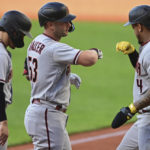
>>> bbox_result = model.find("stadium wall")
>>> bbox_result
[1,0,150,22]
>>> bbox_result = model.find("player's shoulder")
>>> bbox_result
[0,43,10,57]
[141,42,150,63]
[142,42,150,55]
[34,34,60,46]
[30,34,76,51]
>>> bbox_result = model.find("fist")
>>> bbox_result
[90,48,103,59]
[116,41,135,54]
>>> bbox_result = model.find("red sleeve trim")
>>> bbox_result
[0,79,6,83]
[73,50,81,64]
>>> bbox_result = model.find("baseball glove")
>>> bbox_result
[111,103,137,129]
[116,41,135,54]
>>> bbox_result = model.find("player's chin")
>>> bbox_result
[62,32,68,37]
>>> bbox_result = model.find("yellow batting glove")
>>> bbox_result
[116,41,135,54]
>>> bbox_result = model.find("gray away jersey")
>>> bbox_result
[27,34,81,106]
[133,42,150,110]
[0,43,13,104]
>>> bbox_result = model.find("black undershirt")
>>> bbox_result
[0,82,7,122]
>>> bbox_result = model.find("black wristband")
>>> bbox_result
[128,50,139,68]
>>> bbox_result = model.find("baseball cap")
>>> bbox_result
[124,5,150,27]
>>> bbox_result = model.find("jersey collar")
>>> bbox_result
[43,33,57,41]
[141,40,150,46]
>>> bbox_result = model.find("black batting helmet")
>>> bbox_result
[124,5,150,28]
[38,2,76,32]
[0,10,32,48]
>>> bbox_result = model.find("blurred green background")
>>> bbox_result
[7,21,138,146]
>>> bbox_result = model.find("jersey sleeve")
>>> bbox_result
[53,43,81,64]
[0,54,8,83]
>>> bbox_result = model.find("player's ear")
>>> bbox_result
[137,24,143,32]
[44,21,53,30]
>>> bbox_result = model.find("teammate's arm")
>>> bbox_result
[77,49,103,66]
[116,41,139,68]
[111,89,150,129]
[0,82,8,145]
[23,57,30,81]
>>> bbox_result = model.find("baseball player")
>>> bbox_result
[112,5,150,150]
[0,11,32,150]
[24,2,103,150]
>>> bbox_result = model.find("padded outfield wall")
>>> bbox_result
[1,0,150,22]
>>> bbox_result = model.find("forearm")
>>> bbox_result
[77,50,98,66]
[0,120,8,126]
[0,83,7,122]
[128,50,139,68]
[134,89,150,111]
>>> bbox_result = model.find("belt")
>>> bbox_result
[32,99,67,113]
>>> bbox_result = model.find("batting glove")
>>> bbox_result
[111,103,137,129]
[70,73,81,89]
[90,48,103,59]
[116,41,135,54]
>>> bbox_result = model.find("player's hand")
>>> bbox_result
[90,48,103,59]
[0,121,8,146]
[111,103,137,129]
[70,73,81,89]
[116,41,135,54]
[23,57,30,81]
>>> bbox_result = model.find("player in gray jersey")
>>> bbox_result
[24,2,103,150]
[112,5,150,150]
[0,11,32,150]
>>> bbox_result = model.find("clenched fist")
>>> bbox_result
[0,121,8,146]
[116,41,135,54]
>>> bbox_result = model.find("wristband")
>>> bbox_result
[129,103,137,114]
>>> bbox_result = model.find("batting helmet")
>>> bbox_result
[38,2,76,32]
[0,10,32,48]
[124,5,150,28]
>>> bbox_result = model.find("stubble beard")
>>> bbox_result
[54,30,68,40]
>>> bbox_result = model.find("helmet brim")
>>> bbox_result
[20,29,32,38]
[123,22,131,26]
[57,14,76,22]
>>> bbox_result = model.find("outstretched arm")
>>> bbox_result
[77,48,103,66]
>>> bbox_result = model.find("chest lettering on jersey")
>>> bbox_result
[136,62,143,93]
[29,41,45,54]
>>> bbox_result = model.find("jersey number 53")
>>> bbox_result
[28,56,38,82]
